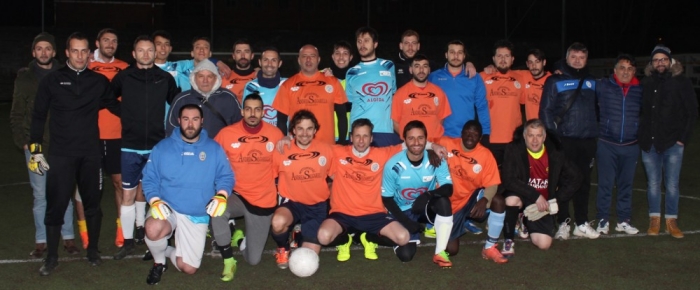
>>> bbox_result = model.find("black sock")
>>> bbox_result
[503,206,519,240]
[218,244,233,259]
[271,231,290,250]
[365,233,396,247]
[327,234,350,247]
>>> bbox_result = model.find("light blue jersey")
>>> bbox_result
[381,150,452,211]
[345,58,396,133]
[243,78,287,126]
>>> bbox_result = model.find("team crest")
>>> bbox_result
[371,162,380,172]
[433,97,439,106]
[291,86,300,91]
[283,160,292,166]
[403,99,411,104]
[514,81,521,89]
[325,85,333,93]
[266,142,274,152]
[232,142,241,149]
[199,151,206,161]
[473,164,482,174]
[319,156,327,166]
[585,81,592,88]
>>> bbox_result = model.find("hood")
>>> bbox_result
[189,59,222,99]
[644,58,684,77]
[510,125,563,151]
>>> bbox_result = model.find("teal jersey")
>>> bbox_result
[381,149,453,211]
[345,58,396,133]
[243,78,287,126]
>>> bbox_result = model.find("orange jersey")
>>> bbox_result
[222,70,256,104]
[273,140,334,205]
[391,81,451,141]
[329,144,403,216]
[272,72,348,145]
[521,71,551,121]
[214,122,284,208]
[479,71,525,143]
[89,59,128,139]
[440,137,500,213]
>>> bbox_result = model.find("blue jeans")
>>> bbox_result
[595,141,639,222]
[25,149,75,242]
[641,144,684,218]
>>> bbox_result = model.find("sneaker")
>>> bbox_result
[360,232,378,260]
[517,213,529,239]
[482,245,508,264]
[220,258,237,282]
[464,220,483,235]
[114,240,135,260]
[336,234,352,262]
[87,250,102,266]
[142,250,153,261]
[501,239,515,257]
[596,219,609,235]
[555,218,571,240]
[146,263,167,285]
[39,257,58,276]
[134,226,146,245]
[231,229,245,248]
[573,221,600,239]
[432,251,452,268]
[615,221,639,235]
[275,247,289,269]
[423,226,436,239]
[30,243,46,258]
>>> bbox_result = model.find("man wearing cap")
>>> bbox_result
[639,44,698,238]
[11,32,80,259]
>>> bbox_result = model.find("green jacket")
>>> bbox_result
[10,59,60,152]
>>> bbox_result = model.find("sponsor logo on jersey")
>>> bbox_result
[422,176,434,182]
[297,93,328,104]
[294,80,326,87]
[236,149,272,163]
[292,166,324,180]
[361,82,390,96]
[451,150,478,164]
[408,92,436,99]
[410,105,437,116]
[342,170,377,183]
[263,105,277,124]
[288,152,321,160]
[379,70,391,77]
[400,187,428,200]
[237,135,269,143]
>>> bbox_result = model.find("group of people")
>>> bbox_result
[10,25,697,284]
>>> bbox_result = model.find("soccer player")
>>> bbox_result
[30,32,120,275]
[323,40,354,88]
[345,27,399,147]
[243,47,287,126]
[222,39,257,103]
[112,35,179,260]
[440,121,507,264]
[272,45,349,145]
[392,54,451,143]
[211,93,284,281]
[142,104,234,285]
[270,110,334,269]
[381,120,454,268]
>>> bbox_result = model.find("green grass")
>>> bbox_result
[1,102,699,289]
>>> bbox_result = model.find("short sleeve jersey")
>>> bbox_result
[521,71,552,121]
[345,59,397,134]
[440,137,500,213]
[214,122,284,208]
[273,140,334,205]
[89,58,129,139]
[222,70,257,104]
[391,81,452,141]
[272,72,348,145]
[479,70,526,143]
[381,150,453,211]
[329,144,402,216]
[243,78,287,126]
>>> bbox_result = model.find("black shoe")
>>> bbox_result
[142,250,153,261]
[135,227,146,245]
[146,263,167,285]
[39,257,58,276]
[113,240,135,260]
[87,250,102,266]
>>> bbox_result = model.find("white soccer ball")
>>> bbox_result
[288,247,319,278]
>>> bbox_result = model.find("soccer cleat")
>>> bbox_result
[231,229,245,248]
[134,226,146,245]
[555,218,571,240]
[360,232,378,260]
[290,224,302,249]
[573,221,600,239]
[423,226,436,239]
[87,250,102,266]
[114,240,135,260]
[336,234,352,262]
[665,218,684,239]
[615,221,639,235]
[463,220,483,235]
[647,216,660,236]
[517,213,529,239]
[115,219,124,248]
[220,258,237,282]
[501,239,515,257]
[275,247,289,269]
[596,219,609,235]
[39,257,58,276]
[142,250,154,261]
[432,251,452,268]
[482,245,508,264]
[146,263,167,285]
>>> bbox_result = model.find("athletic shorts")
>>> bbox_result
[328,212,395,235]
[371,132,402,147]
[451,188,489,240]
[279,200,327,244]
[164,211,209,268]
[393,201,434,243]
[502,191,555,237]
[121,151,150,190]
[101,139,121,175]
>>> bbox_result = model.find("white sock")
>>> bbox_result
[166,246,180,271]
[145,237,168,264]
[434,214,453,254]
[120,204,136,239]
[135,201,147,227]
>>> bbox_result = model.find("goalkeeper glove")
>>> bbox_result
[150,199,172,220]
[205,193,228,217]
[523,203,548,221]
[27,143,50,176]
[548,198,558,215]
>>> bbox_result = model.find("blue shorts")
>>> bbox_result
[121,151,150,190]
[280,200,327,244]
[328,212,395,235]
[450,188,489,240]
[371,132,402,147]
[394,203,432,242]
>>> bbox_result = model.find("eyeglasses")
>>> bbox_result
[652,57,669,64]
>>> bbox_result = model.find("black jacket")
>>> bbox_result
[539,63,598,139]
[498,126,582,203]
[112,66,179,151]
[638,60,698,152]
